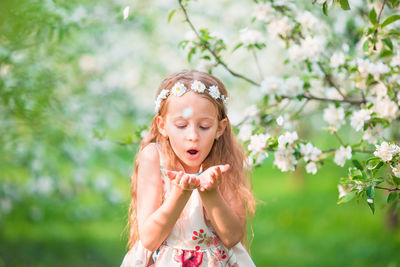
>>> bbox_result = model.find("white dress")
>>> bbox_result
[121,144,255,267]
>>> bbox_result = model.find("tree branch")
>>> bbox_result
[178,0,365,107]
[178,0,260,86]
[375,185,400,192]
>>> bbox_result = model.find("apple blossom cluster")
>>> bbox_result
[261,76,303,97]
[299,143,322,175]
[273,131,299,172]
[177,0,400,213]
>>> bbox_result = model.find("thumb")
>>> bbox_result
[219,164,230,173]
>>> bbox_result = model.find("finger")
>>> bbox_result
[174,171,184,185]
[181,175,190,188]
[164,170,177,180]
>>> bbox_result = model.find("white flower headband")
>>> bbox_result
[154,80,228,112]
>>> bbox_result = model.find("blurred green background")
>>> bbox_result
[1,0,400,266]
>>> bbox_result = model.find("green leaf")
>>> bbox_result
[349,168,363,180]
[337,191,356,204]
[392,175,400,186]
[382,38,393,50]
[168,9,176,23]
[381,14,400,28]
[362,39,370,52]
[367,201,375,214]
[232,42,243,53]
[340,0,350,10]
[387,192,398,203]
[322,2,328,16]
[352,160,363,171]
[369,8,377,25]
[366,157,382,170]
[366,185,375,199]
[379,49,393,58]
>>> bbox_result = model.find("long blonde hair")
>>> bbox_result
[125,70,255,251]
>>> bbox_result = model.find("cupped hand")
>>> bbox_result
[164,170,200,191]
[197,164,230,192]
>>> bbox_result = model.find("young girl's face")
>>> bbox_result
[158,90,227,174]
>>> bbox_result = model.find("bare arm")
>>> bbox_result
[198,166,246,248]
[136,144,194,251]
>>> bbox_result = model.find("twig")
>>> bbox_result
[252,49,263,81]
[178,0,365,107]
[317,62,346,99]
[290,99,309,120]
[375,185,400,192]
[178,0,260,86]
[374,0,387,38]
[333,131,345,146]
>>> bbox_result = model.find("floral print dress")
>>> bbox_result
[121,143,255,267]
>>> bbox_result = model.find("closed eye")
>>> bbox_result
[176,125,186,129]
[200,126,210,130]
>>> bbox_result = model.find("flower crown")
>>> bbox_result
[154,80,228,112]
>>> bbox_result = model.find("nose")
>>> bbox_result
[187,125,199,142]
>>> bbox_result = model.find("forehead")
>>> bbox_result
[166,91,218,120]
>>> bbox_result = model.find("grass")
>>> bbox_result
[1,159,400,266]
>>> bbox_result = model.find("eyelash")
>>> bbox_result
[176,125,210,130]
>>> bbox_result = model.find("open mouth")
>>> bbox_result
[186,149,200,159]
[187,149,199,155]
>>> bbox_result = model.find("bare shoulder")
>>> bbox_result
[138,143,160,165]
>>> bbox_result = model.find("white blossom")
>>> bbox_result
[334,146,352,167]
[274,147,297,172]
[278,131,298,148]
[374,141,400,162]
[372,96,399,121]
[282,76,303,97]
[350,109,372,132]
[330,52,346,68]
[296,11,318,32]
[323,104,345,128]
[390,53,400,68]
[239,28,265,47]
[306,161,318,174]
[325,87,343,100]
[253,2,274,22]
[391,163,400,178]
[238,124,254,141]
[300,35,326,61]
[288,44,304,61]
[261,76,283,95]
[338,184,351,198]
[372,82,387,99]
[248,133,271,152]
[299,142,322,162]
[362,125,383,145]
[267,16,293,39]
[245,105,258,117]
[276,113,295,130]
[123,6,130,20]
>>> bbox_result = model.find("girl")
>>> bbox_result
[121,70,256,266]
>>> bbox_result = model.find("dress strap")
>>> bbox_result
[153,143,165,169]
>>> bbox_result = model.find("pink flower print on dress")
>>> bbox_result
[174,250,203,267]
[192,229,219,248]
